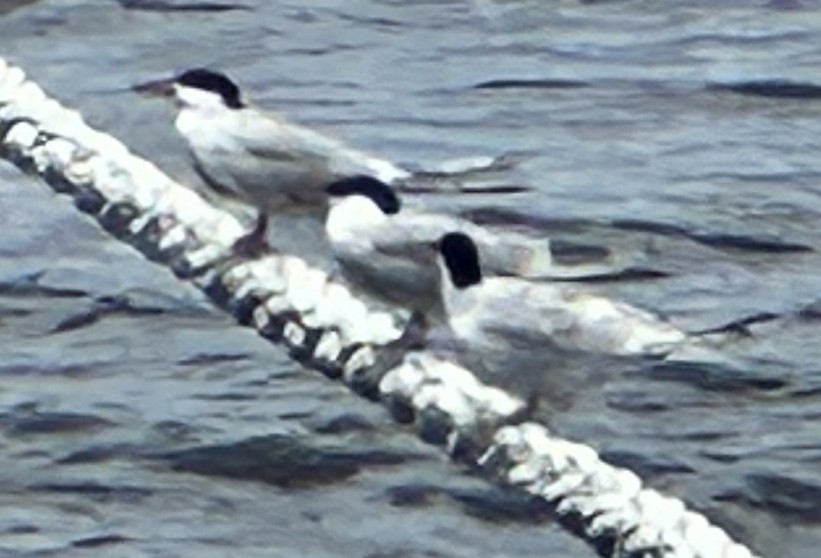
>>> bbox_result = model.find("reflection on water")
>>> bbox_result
[1,1,821,556]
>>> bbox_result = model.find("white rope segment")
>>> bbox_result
[0,56,761,558]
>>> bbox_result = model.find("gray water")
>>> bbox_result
[1,1,821,556]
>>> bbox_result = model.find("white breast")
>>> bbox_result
[175,105,242,156]
[325,197,387,250]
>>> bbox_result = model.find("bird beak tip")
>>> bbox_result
[132,77,176,98]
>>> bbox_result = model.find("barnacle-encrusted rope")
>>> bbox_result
[0,57,760,558]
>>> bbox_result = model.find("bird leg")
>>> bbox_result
[231,211,269,258]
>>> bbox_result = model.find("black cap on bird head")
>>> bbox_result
[176,68,245,109]
[438,232,482,289]
[325,175,401,215]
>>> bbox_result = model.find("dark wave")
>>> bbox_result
[473,78,589,90]
[796,300,821,321]
[58,443,140,465]
[465,210,813,254]
[693,311,782,337]
[400,183,532,195]
[715,473,821,523]
[708,80,821,100]
[694,233,813,253]
[334,11,404,28]
[385,483,552,524]
[157,434,423,488]
[0,271,87,299]
[30,481,153,502]
[177,352,251,366]
[1,411,113,436]
[601,450,695,478]
[611,219,813,253]
[640,360,790,393]
[49,293,174,334]
[546,266,671,283]
[460,207,588,233]
[72,535,130,549]
[118,0,251,12]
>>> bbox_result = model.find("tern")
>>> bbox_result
[430,231,691,405]
[324,175,622,318]
[134,67,410,251]
[436,231,687,356]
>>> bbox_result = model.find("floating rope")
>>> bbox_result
[0,56,760,558]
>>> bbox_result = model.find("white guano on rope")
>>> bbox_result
[0,56,761,558]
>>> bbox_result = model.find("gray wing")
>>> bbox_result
[333,216,441,313]
[392,203,557,278]
[235,109,408,182]
[194,111,337,211]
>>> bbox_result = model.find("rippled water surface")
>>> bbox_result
[2,1,821,556]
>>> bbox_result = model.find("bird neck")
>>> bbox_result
[174,102,240,155]
[437,254,473,308]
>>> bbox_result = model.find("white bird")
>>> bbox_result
[431,231,690,406]
[134,67,409,250]
[324,175,561,317]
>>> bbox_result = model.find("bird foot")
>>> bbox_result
[231,212,269,259]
